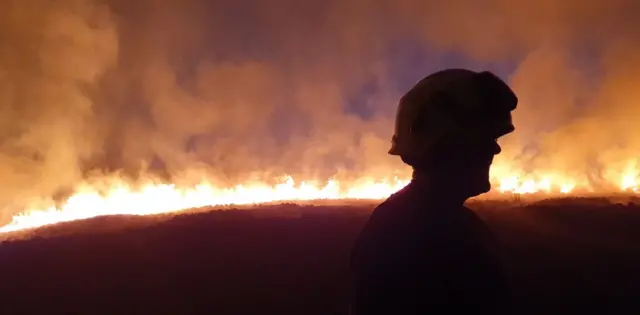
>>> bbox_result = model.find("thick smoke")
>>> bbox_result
[0,0,639,217]
[0,0,118,220]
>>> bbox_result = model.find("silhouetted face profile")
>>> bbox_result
[389,69,517,199]
[423,128,503,198]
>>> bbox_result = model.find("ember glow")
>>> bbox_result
[0,160,638,233]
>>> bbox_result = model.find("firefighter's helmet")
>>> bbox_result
[388,68,517,162]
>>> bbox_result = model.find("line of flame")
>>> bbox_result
[0,167,637,233]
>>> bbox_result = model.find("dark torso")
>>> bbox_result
[350,180,510,314]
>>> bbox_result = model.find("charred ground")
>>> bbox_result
[0,198,639,314]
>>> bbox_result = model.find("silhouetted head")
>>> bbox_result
[389,68,517,199]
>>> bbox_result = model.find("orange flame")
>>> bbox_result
[0,162,638,234]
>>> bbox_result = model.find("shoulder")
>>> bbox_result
[366,186,420,221]
[350,191,419,267]
[460,206,494,236]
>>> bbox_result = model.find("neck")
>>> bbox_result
[411,168,472,206]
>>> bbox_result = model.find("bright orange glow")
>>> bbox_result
[0,160,638,234]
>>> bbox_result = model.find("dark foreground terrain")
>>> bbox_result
[0,198,639,314]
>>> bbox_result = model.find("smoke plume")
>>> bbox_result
[0,0,639,217]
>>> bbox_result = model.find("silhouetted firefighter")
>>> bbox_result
[350,69,518,314]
